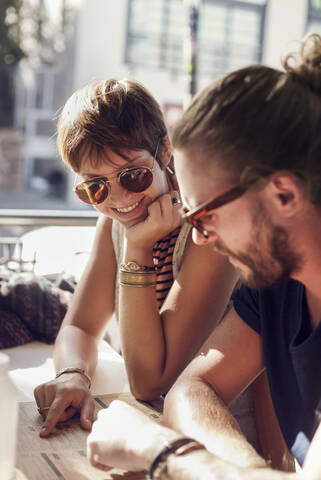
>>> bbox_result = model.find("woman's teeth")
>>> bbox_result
[116,200,140,213]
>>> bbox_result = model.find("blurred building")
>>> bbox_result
[11,0,321,209]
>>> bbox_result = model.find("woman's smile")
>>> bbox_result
[114,199,142,213]
[108,195,149,226]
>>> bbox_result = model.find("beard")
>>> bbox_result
[213,204,303,290]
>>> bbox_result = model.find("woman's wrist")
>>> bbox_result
[123,242,154,266]
[55,368,92,389]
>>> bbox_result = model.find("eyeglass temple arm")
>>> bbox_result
[192,186,247,220]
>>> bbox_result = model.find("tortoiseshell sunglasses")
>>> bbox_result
[183,185,247,238]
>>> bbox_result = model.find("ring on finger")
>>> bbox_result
[171,191,181,205]
[37,406,50,415]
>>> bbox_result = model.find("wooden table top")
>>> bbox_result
[16,392,163,480]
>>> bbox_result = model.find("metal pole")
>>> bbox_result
[184,0,201,109]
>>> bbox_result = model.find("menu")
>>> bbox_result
[16,392,163,480]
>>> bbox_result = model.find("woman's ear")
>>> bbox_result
[161,135,172,167]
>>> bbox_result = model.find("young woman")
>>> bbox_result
[34,78,240,437]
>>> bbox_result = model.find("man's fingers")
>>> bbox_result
[88,449,112,471]
[80,396,95,430]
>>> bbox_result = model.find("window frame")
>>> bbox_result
[124,0,267,73]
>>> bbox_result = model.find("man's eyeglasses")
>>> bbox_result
[74,141,160,205]
[183,185,247,238]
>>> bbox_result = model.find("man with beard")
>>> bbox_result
[86,34,321,480]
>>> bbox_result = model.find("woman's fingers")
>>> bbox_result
[40,395,74,437]
[80,395,95,430]
[34,384,46,412]
[35,377,93,437]
[125,191,182,248]
[149,192,180,228]
[170,190,181,207]
[158,192,182,229]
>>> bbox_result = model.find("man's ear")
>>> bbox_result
[264,172,305,217]
[161,135,172,167]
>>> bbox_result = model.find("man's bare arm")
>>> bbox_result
[87,400,299,479]
[163,308,266,468]
[166,448,297,480]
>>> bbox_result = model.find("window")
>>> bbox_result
[126,0,266,82]
[307,0,321,33]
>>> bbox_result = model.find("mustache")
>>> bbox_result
[212,242,232,256]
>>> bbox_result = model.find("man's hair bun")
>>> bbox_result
[282,33,321,94]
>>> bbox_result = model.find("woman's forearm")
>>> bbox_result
[54,324,99,378]
[119,240,240,400]
[119,243,168,398]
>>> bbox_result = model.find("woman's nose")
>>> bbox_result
[108,179,132,203]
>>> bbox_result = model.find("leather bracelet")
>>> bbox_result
[55,367,91,389]
[149,437,205,480]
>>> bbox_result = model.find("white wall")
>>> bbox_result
[72,0,187,106]
[262,0,308,69]
[73,0,311,109]
[73,0,129,90]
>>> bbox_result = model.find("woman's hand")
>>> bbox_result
[125,191,182,251]
[87,400,180,472]
[34,372,95,437]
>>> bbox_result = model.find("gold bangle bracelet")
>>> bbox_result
[119,270,157,284]
[56,367,91,389]
[119,280,157,287]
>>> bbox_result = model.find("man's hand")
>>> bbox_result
[87,400,180,472]
[87,401,300,480]
[34,372,95,437]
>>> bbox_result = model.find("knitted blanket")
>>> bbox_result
[0,271,75,349]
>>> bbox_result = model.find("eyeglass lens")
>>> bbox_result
[76,166,154,204]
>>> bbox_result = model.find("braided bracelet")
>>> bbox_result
[149,437,205,480]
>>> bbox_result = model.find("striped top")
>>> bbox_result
[153,227,180,308]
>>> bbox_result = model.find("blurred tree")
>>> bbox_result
[0,0,25,127]
[0,0,72,127]
[20,0,72,64]
[311,0,321,11]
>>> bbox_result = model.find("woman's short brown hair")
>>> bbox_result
[57,78,167,172]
